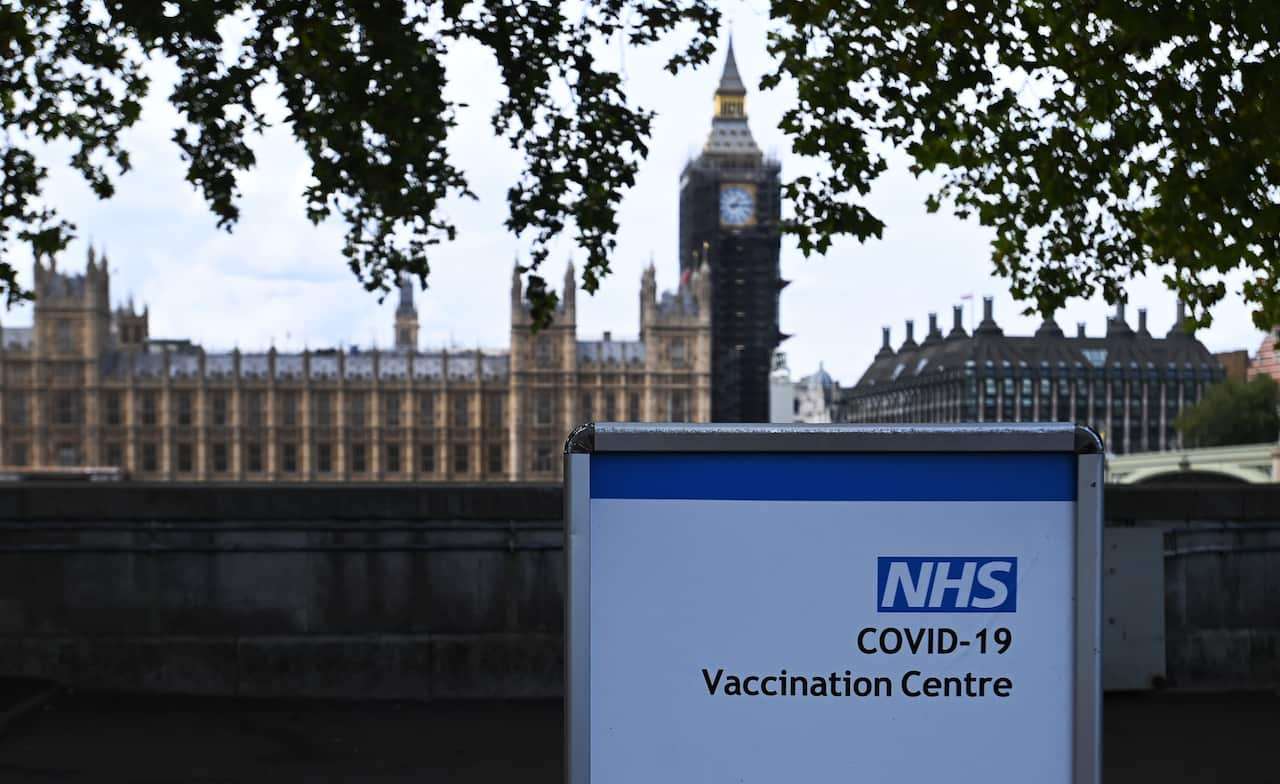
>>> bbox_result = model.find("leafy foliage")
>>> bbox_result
[4,1,1279,330]
[2,0,719,328]
[1176,374,1279,448]
[765,1,1280,330]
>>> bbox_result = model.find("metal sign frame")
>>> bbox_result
[565,422,1102,784]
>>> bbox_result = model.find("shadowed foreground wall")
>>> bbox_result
[1108,485,1280,689]
[0,482,1275,698]
[0,484,563,699]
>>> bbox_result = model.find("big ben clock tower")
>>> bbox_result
[679,39,786,423]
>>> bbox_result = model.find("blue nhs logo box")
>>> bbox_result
[877,557,1017,612]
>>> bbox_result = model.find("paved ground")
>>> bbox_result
[0,690,1276,782]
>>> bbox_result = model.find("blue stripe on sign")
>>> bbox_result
[590,452,1075,502]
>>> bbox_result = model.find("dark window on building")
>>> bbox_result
[385,442,401,474]
[246,443,263,473]
[534,390,553,425]
[419,444,435,473]
[282,443,298,474]
[1056,382,1071,422]
[55,319,73,353]
[628,392,641,421]
[212,391,228,426]
[281,391,300,427]
[141,443,158,472]
[104,443,123,467]
[581,392,593,422]
[452,443,469,473]
[56,443,78,467]
[485,395,503,429]
[535,338,553,367]
[452,396,469,428]
[243,390,264,427]
[487,444,503,475]
[5,392,28,425]
[532,443,553,473]
[212,443,228,473]
[350,443,366,473]
[604,392,617,421]
[418,393,435,427]
[175,391,193,426]
[670,391,689,423]
[383,392,401,427]
[347,392,367,428]
[53,391,81,425]
[7,443,27,466]
[313,391,332,427]
[316,443,332,473]
[101,391,121,426]
[670,337,687,368]
[176,442,193,473]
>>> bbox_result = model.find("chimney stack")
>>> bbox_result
[1077,323,1086,338]
[876,326,894,358]
[1138,308,1148,335]
[900,319,918,350]
[1108,300,1133,336]
[1168,301,1189,338]
[923,312,943,346]
[948,305,966,339]
[975,296,1002,335]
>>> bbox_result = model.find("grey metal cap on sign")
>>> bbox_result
[565,422,1104,455]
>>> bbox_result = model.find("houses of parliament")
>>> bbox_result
[0,43,786,482]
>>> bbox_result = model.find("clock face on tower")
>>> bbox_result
[719,184,755,226]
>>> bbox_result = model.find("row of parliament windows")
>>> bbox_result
[6,438,521,477]
[573,390,690,423]
[3,388,693,428]
[3,390,508,429]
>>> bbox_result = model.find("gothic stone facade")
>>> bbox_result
[0,254,710,481]
[844,297,1225,455]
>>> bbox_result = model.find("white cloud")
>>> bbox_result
[9,5,1266,387]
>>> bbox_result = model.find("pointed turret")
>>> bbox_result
[393,272,419,351]
[561,261,576,320]
[396,272,416,315]
[717,36,746,97]
[703,36,760,157]
[510,260,523,312]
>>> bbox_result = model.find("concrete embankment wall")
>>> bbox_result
[0,484,564,699]
[1108,485,1280,689]
[0,482,1274,698]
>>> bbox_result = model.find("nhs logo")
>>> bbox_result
[877,557,1017,613]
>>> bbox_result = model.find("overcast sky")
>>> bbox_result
[8,3,1267,384]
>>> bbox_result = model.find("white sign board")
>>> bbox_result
[566,424,1101,784]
